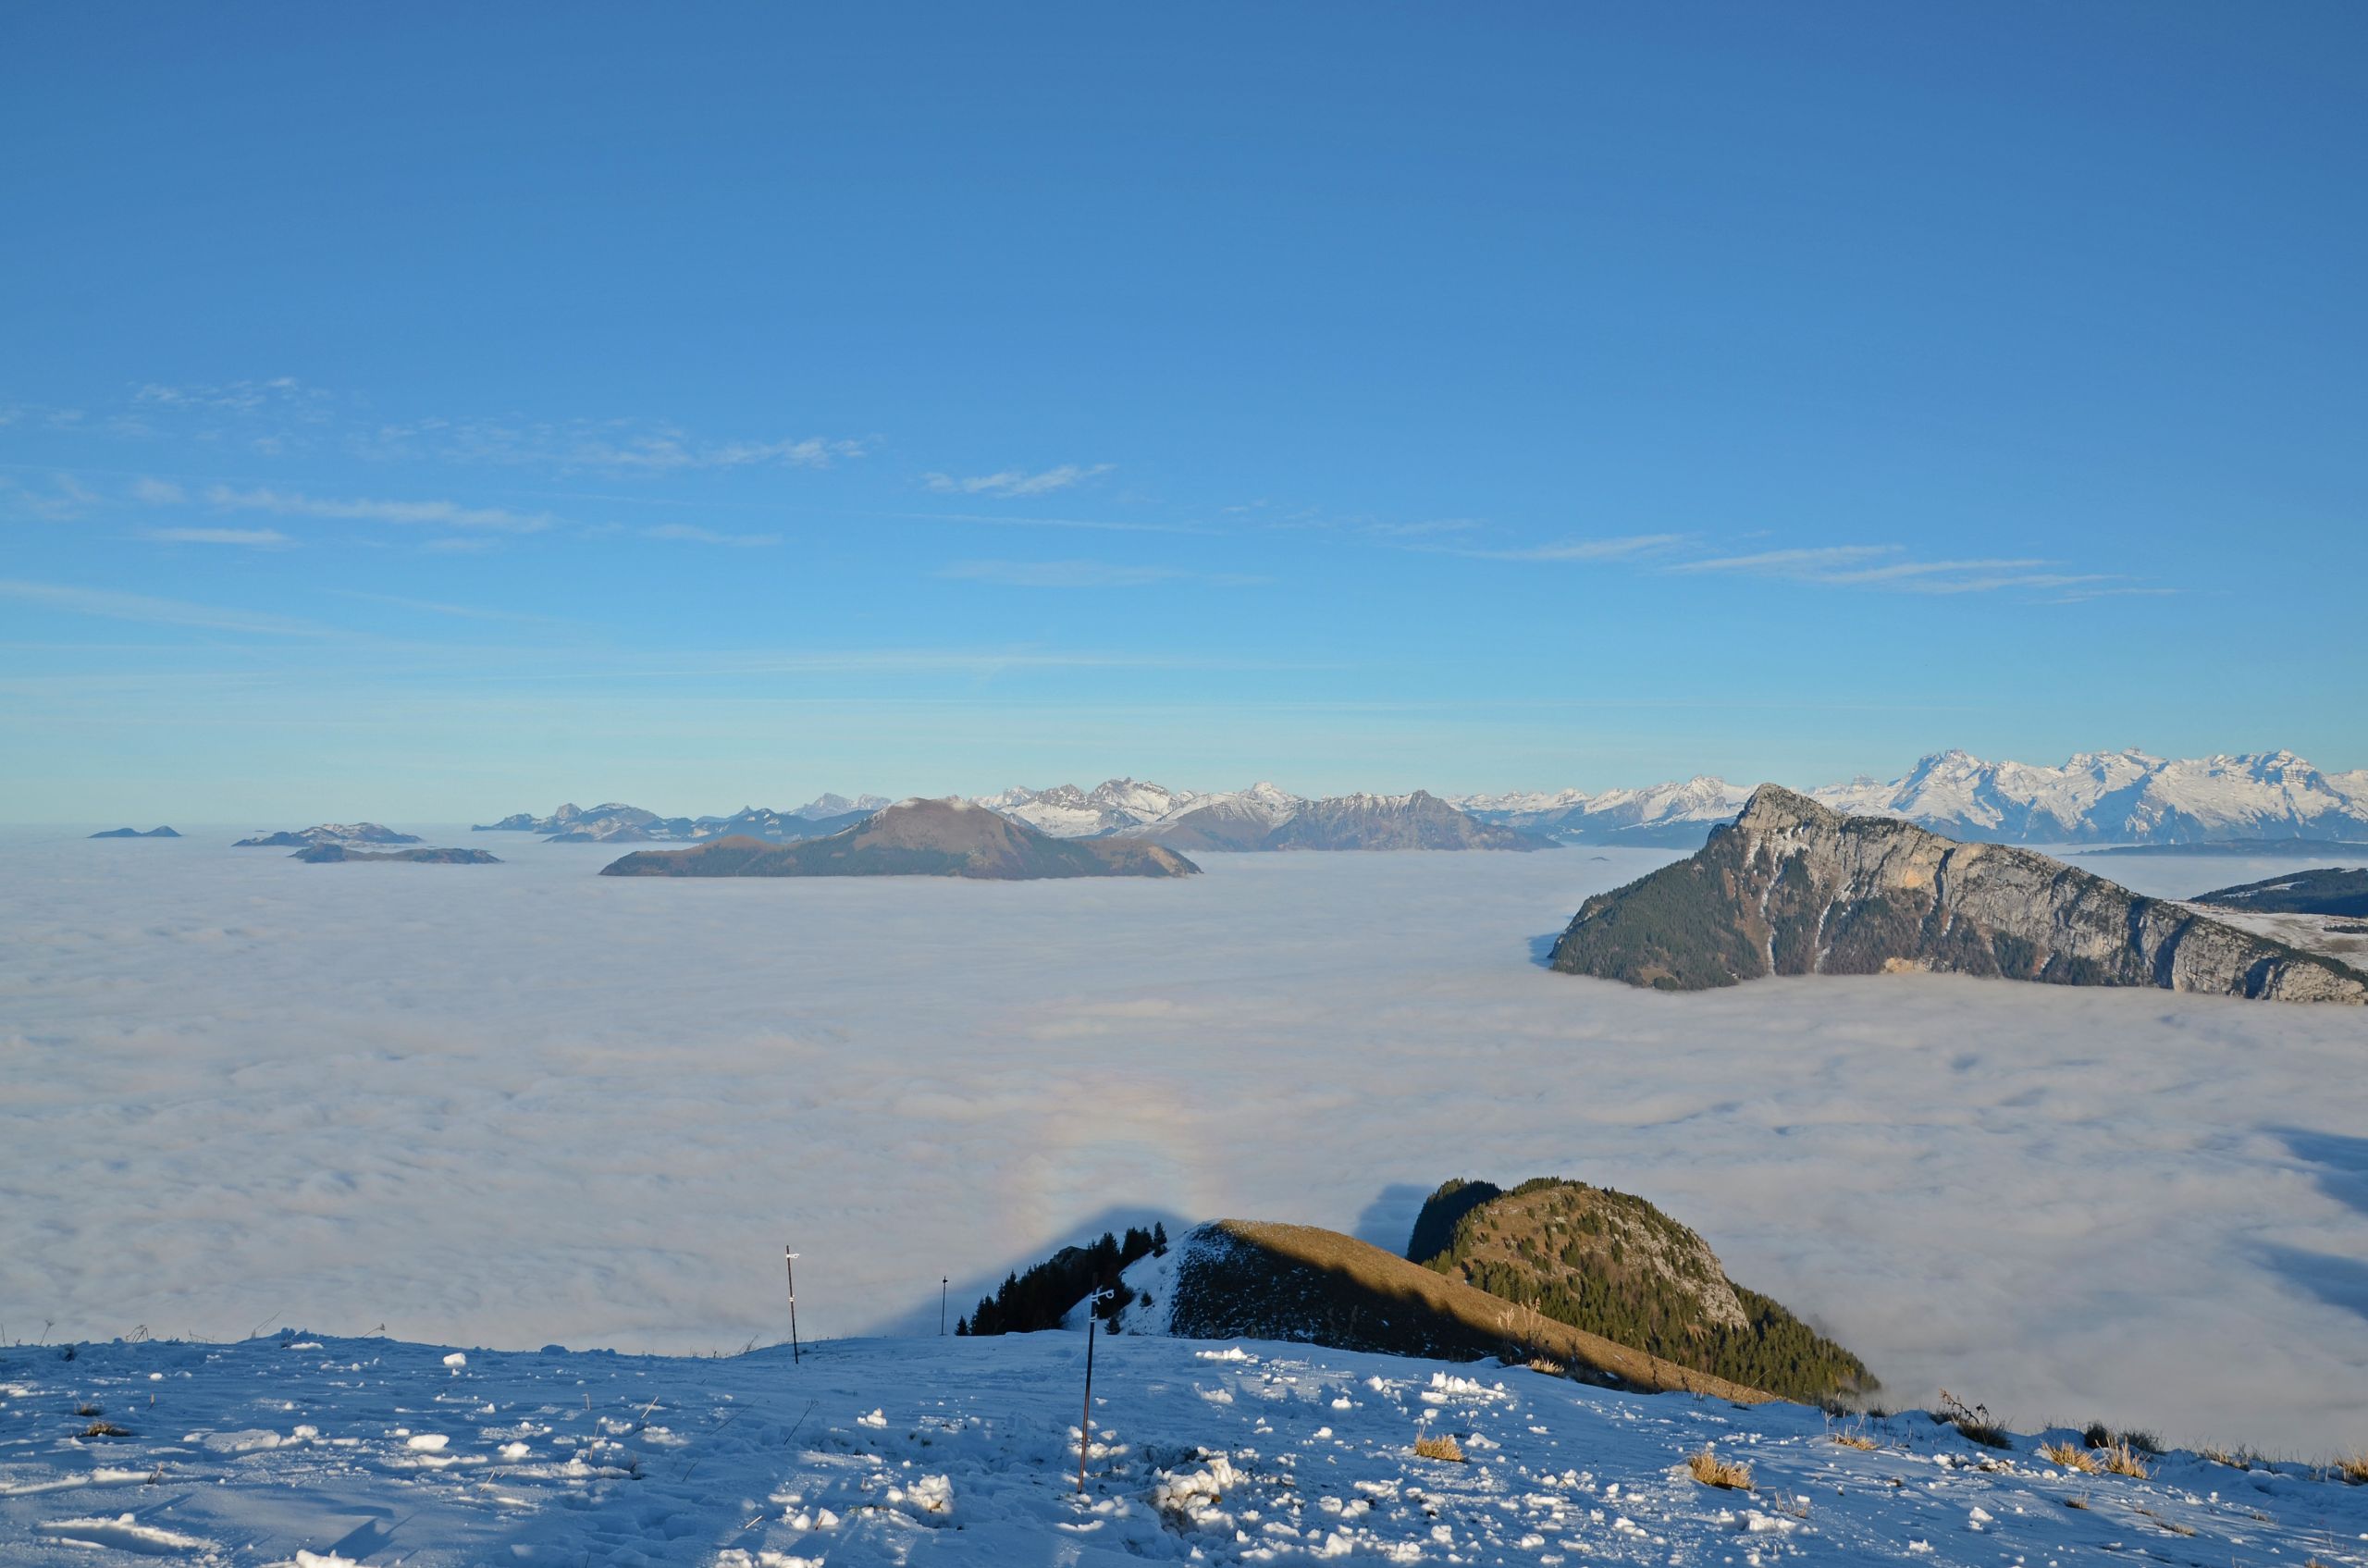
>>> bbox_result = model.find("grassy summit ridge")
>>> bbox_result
[1407,1177,1874,1403]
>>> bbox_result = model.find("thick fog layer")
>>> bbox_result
[4,829,2362,1452]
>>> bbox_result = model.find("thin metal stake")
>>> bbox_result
[784,1249,801,1365]
[941,1277,949,1335]
[1077,1287,1110,1494]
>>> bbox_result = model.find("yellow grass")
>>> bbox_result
[1204,1221,1776,1404]
[1525,1357,1565,1377]
[1686,1447,1754,1490]
[2038,1440,2099,1473]
[2337,1451,2368,1485]
[1832,1433,1880,1451]
[2096,1440,2149,1479]
[1413,1434,1465,1463]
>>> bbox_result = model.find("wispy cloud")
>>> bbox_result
[2046,586,2182,604]
[1668,545,1898,576]
[0,473,102,521]
[644,523,781,547]
[0,577,325,636]
[327,590,576,625]
[1365,518,1486,539]
[1453,533,1687,562]
[141,527,292,548]
[358,417,870,474]
[940,559,1264,589]
[883,508,1200,535]
[1670,544,2147,597]
[132,377,326,418]
[204,485,554,533]
[130,476,188,505]
[924,463,1113,498]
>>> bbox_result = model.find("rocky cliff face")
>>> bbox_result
[1549,785,2368,1003]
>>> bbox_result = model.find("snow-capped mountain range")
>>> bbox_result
[1455,776,1756,846]
[473,796,891,843]
[985,750,2368,847]
[1806,747,2368,846]
[468,751,2368,850]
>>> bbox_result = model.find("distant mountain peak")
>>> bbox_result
[1733,781,1827,827]
[234,823,423,848]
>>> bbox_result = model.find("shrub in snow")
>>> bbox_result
[1685,1446,1753,1490]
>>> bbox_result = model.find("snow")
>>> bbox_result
[789,795,890,821]
[1450,788,1596,815]
[1450,777,1753,837]
[1809,748,2368,843]
[972,751,2368,844]
[5,829,2368,1457]
[5,1332,2364,1567]
[973,779,1210,837]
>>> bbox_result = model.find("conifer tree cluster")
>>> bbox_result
[956,1223,1167,1336]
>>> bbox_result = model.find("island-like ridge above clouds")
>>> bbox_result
[1550,785,2368,1004]
[598,797,1199,881]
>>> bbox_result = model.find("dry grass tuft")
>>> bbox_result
[2096,1440,2150,1479]
[2337,1451,2368,1485]
[1524,1357,1565,1377]
[2039,1440,2099,1473]
[1412,1434,1465,1463]
[1933,1390,2012,1450]
[1832,1433,1880,1451]
[1686,1447,1754,1491]
[81,1421,131,1438]
[2128,1505,2194,1537]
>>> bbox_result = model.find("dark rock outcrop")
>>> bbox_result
[2191,867,2368,919]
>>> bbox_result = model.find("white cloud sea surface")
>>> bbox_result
[3,828,2362,1453]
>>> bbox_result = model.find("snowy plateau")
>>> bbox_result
[8,825,2368,1564]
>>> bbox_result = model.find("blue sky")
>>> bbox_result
[4,4,2362,821]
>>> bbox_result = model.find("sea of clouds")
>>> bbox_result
[3,828,2362,1453]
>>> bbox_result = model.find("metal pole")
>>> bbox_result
[940,1277,948,1335]
[784,1249,800,1365]
[1077,1288,1109,1494]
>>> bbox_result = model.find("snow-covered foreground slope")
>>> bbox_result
[6,1333,2364,1568]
